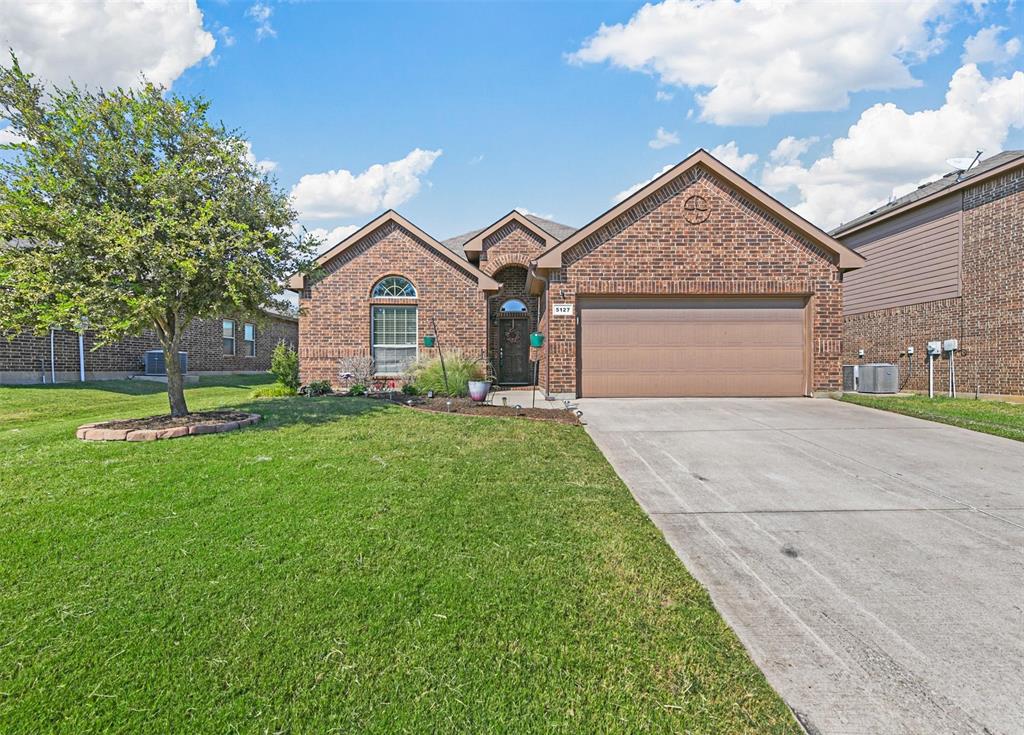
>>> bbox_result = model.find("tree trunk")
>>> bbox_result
[160,332,189,417]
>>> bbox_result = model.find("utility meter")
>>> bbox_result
[906,346,915,355]
[926,341,942,356]
[943,339,959,352]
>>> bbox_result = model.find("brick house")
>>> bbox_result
[834,151,1024,397]
[0,311,297,384]
[291,149,863,398]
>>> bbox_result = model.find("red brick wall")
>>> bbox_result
[842,167,1024,395]
[1,314,297,383]
[538,167,844,395]
[298,219,486,387]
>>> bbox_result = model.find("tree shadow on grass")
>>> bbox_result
[1,378,168,396]
[1,374,271,397]
[235,396,395,432]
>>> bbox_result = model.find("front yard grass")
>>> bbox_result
[841,393,1024,442]
[0,376,798,733]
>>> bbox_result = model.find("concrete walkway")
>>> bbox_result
[580,397,1024,735]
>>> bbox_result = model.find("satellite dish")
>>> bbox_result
[946,157,975,171]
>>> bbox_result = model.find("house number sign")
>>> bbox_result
[553,303,574,316]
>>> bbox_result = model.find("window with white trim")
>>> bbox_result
[372,306,417,374]
[223,319,236,356]
[243,323,256,357]
[372,276,417,298]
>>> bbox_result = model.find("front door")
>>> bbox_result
[498,318,531,384]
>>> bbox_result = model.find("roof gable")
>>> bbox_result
[462,210,560,258]
[287,210,500,292]
[535,149,864,272]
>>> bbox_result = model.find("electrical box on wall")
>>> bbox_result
[943,339,959,352]
[927,341,942,356]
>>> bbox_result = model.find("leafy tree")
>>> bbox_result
[0,54,315,416]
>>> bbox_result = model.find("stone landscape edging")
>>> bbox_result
[76,413,261,442]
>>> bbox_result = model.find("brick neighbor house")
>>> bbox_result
[834,151,1024,397]
[290,149,864,398]
[0,311,297,384]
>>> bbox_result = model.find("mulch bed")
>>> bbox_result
[77,411,261,442]
[379,395,580,424]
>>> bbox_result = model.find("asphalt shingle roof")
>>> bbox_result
[832,151,1024,235]
[441,213,576,260]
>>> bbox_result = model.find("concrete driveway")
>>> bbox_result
[580,397,1024,735]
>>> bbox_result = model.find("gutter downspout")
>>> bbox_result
[50,329,56,384]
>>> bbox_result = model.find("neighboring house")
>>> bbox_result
[290,149,864,398]
[834,151,1024,397]
[0,311,298,384]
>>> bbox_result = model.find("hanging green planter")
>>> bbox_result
[423,335,436,348]
[529,332,545,348]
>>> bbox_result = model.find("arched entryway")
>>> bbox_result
[487,265,538,386]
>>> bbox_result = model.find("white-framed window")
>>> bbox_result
[243,323,256,357]
[223,319,236,356]
[372,305,417,375]
[372,276,417,298]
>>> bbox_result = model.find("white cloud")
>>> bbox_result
[216,23,236,48]
[515,207,556,220]
[613,163,674,203]
[962,25,1021,64]
[761,63,1024,230]
[769,135,820,164]
[246,3,276,40]
[0,125,28,146]
[655,90,674,102]
[242,142,278,173]
[0,1,215,89]
[569,0,951,124]
[307,225,360,255]
[291,148,443,220]
[468,154,485,166]
[709,141,758,174]
[649,127,680,149]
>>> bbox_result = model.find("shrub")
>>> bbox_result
[270,341,300,391]
[401,383,420,396]
[346,383,367,396]
[250,382,297,399]
[409,351,484,397]
[302,380,333,397]
[337,356,375,390]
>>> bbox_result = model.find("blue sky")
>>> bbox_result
[2,1,1022,242]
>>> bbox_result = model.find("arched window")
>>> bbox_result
[372,276,417,298]
[499,298,528,314]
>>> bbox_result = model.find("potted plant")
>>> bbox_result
[468,359,494,402]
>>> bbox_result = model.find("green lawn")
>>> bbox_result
[841,393,1024,442]
[0,376,797,734]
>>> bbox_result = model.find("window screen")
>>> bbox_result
[372,306,417,374]
[243,323,256,357]
[223,319,235,356]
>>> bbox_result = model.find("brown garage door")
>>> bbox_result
[578,297,808,397]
